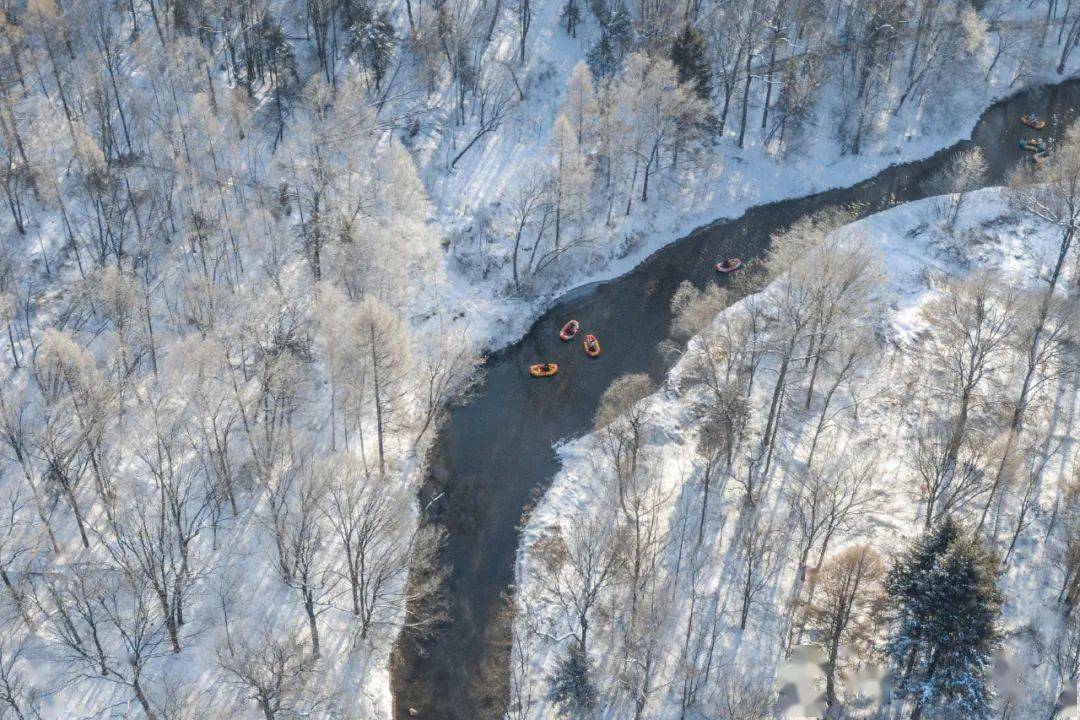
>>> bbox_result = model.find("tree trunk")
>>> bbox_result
[738,40,754,149]
[761,29,779,131]
[369,323,386,479]
[304,586,320,658]
[132,674,159,720]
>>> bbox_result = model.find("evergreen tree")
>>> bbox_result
[586,0,633,77]
[339,0,375,28]
[670,23,711,100]
[885,517,1002,720]
[357,10,396,92]
[561,0,582,38]
[549,644,597,717]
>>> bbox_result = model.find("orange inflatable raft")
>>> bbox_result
[716,258,743,273]
[583,334,601,358]
[529,363,558,377]
[1021,114,1046,130]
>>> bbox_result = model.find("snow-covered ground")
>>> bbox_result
[509,187,1080,719]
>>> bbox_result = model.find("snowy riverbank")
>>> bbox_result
[433,1,1080,355]
[510,187,1080,719]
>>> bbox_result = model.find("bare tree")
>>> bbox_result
[735,514,780,631]
[694,397,748,544]
[320,453,417,641]
[803,545,884,711]
[893,0,964,115]
[617,561,674,720]
[504,177,554,293]
[803,329,877,470]
[1002,433,1062,564]
[1011,120,1080,295]
[926,147,988,229]
[218,630,316,720]
[669,281,728,343]
[532,509,624,657]
[548,114,593,250]
[0,494,36,629]
[613,53,705,207]
[700,667,774,720]
[225,298,310,489]
[87,265,150,383]
[1046,611,1080,718]
[122,397,212,649]
[166,338,243,520]
[1059,537,1080,615]
[835,0,904,155]
[673,541,714,719]
[910,422,991,529]
[609,462,668,637]
[678,278,772,405]
[264,465,332,658]
[351,296,411,480]
[450,67,516,169]
[754,208,861,481]
[0,631,43,720]
[799,236,883,414]
[594,373,657,509]
[917,273,1016,497]
[413,322,483,444]
[505,593,543,720]
[979,293,1078,535]
[96,571,172,720]
[32,564,110,679]
[792,447,882,589]
[33,328,117,542]
[0,392,56,554]
[33,405,91,549]
[396,522,450,644]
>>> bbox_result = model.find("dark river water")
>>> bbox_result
[392,77,1080,719]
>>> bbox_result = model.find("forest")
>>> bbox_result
[512,169,1080,718]
[0,0,1078,718]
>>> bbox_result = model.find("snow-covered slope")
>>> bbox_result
[510,188,1080,719]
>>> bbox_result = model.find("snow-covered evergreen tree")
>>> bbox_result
[885,517,1003,720]
[670,23,711,100]
[548,643,597,717]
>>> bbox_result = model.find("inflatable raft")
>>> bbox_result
[716,258,743,273]
[1019,138,1047,153]
[559,320,580,341]
[529,363,558,377]
[583,334,601,358]
[1021,114,1046,130]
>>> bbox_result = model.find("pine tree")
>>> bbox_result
[359,10,396,91]
[586,0,633,77]
[549,644,597,717]
[885,517,1002,720]
[670,23,711,100]
[560,0,582,37]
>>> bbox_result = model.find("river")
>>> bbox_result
[392,77,1080,720]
